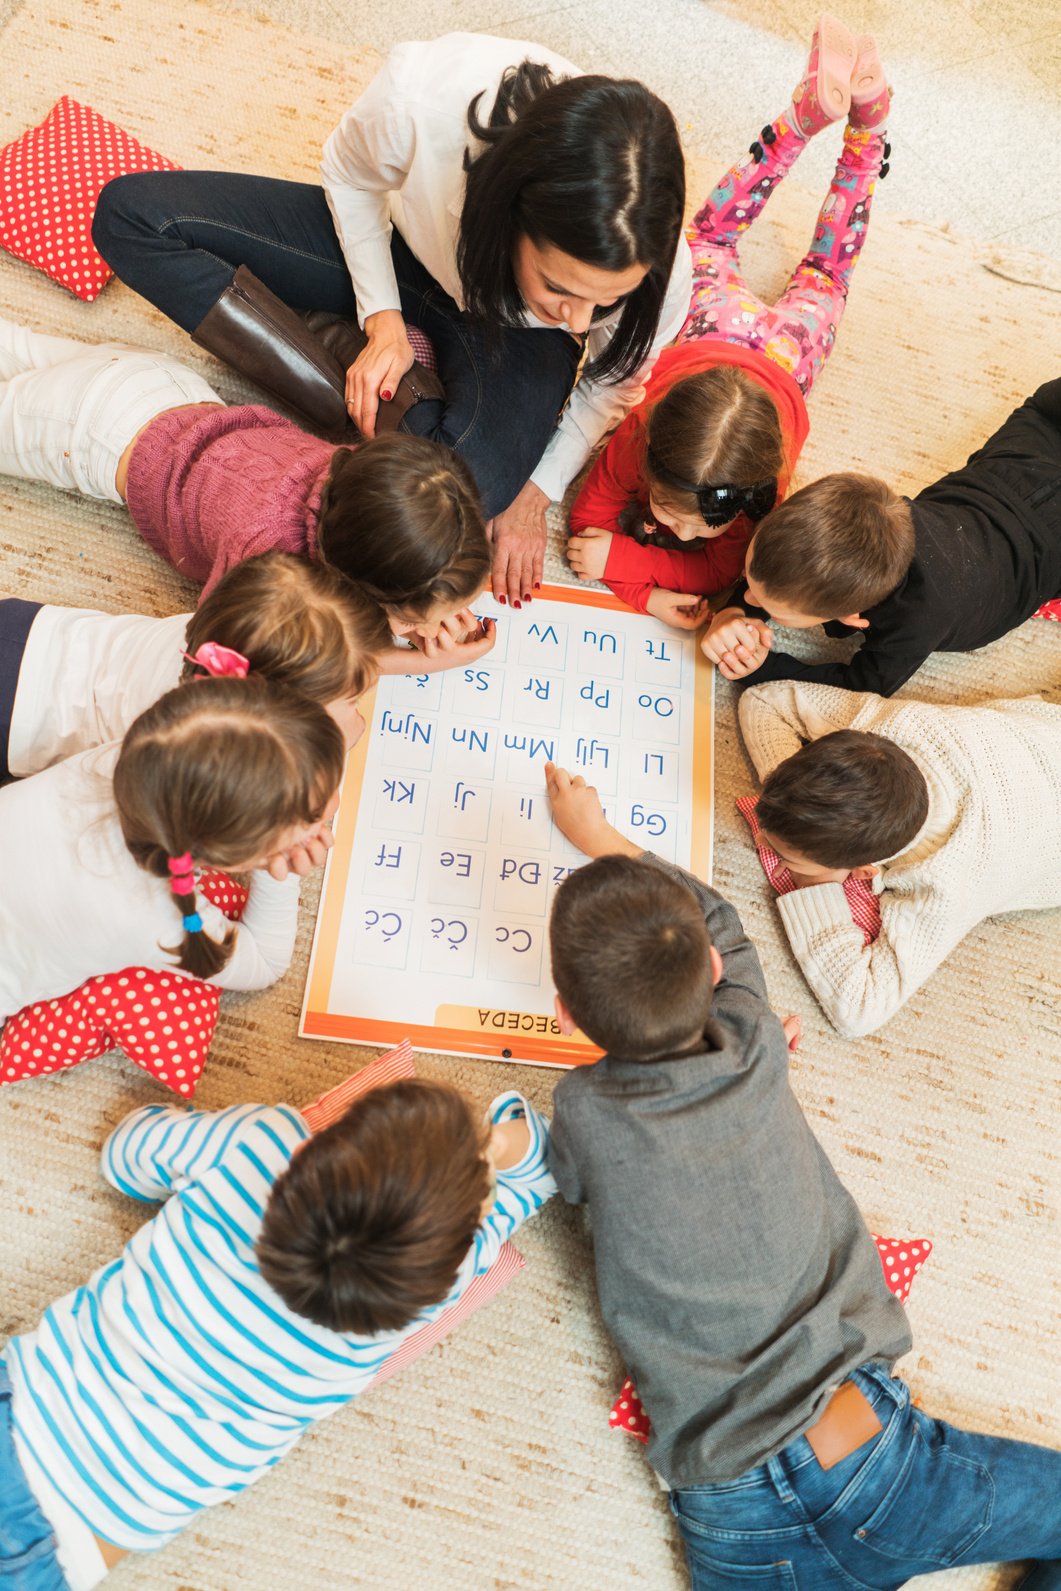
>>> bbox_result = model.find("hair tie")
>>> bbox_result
[183,641,250,679]
[167,852,196,897]
[182,912,204,934]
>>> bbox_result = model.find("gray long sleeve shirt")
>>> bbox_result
[548,857,912,1488]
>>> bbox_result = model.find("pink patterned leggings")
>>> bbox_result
[681,111,887,396]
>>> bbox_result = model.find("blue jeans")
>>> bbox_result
[91,170,582,517]
[670,1367,1061,1590]
[0,1364,68,1590]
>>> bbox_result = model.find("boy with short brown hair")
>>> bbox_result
[739,678,1061,1037]
[700,377,1061,695]
[543,761,1061,1590]
[1,1071,553,1585]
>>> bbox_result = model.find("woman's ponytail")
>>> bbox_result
[466,61,560,138]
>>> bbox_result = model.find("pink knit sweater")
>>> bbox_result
[125,405,341,593]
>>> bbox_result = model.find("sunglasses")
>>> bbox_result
[647,448,778,528]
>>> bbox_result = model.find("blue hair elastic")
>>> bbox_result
[182,912,204,934]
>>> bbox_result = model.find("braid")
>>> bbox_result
[164,850,234,978]
[114,678,347,981]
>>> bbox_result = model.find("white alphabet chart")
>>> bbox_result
[301,584,714,1068]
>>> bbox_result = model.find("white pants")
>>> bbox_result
[0,319,221,502]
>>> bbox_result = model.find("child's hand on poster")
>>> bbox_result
[417,607,494,655]
[645,588,710,630]
[390,610,497,673]
[544,762,642,860]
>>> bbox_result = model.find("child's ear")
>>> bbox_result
[709,945,724,987]
[838,612,870,629]
[554,994,578,1036]
[850,864,880,880]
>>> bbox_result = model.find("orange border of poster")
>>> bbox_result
[301,583,714,1067]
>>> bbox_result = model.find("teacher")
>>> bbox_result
[92,33,690,605]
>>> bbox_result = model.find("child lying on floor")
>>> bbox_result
[0,677,344,1035]
[541,761,1061,1590]
[567,17,889,627]
[698,377,1061,695]
[1,552,388,782]
[0,1065,553,1587]
[737,679,1061,1037]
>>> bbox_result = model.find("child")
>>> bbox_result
[699,378,1061,694]
[567,17,889,627]
[1,552,391,781]
[541,761,1061,1590]
[0,1071,554,1584]
[738,679,1061,1037]
[0,675,346,1028]
[0,317,497,628]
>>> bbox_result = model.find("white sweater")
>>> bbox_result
[0,744,299,1025]
[738,682,1061,1039]
[8,605,187,777]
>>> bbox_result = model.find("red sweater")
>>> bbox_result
[569,342,809,613]
[125,405,340,594]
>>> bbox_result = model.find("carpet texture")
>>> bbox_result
[0,2,1058,1588]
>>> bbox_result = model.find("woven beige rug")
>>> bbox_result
[0,1,1058,1587]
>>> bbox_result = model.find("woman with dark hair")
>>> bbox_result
[91,33,690,606]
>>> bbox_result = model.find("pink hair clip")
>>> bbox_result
[183,641,250,679]
[167,852,196,896]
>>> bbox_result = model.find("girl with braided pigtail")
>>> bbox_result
[0,676,346,1022]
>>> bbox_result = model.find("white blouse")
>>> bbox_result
[8,605,188,778]
[320,32,693,503]
[0,743,300,1025]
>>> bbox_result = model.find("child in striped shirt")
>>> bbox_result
[0,1072,554,1588]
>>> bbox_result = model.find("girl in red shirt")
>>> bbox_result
[568,18,890,627]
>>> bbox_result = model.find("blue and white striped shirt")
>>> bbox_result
[6,1092,554,1551]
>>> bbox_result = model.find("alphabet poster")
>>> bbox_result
[301,584,714,1068]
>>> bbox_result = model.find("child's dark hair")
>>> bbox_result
[114,677,346,979]
[550,856,715,1059]
[757,730,929,868]
[748,473,915,618]
[457,66,685,384]
[316,437,489,618]
[257,1079,492,1334]
[645,367,786,516]
[183,553,390,704]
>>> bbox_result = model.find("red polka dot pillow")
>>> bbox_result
[0,870,246,1093]
[0,97,180,302]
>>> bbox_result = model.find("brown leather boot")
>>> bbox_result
[191,266,350,433]
[302,311,445,433]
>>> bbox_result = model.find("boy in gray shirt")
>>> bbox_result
[543,762,1061,1591]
